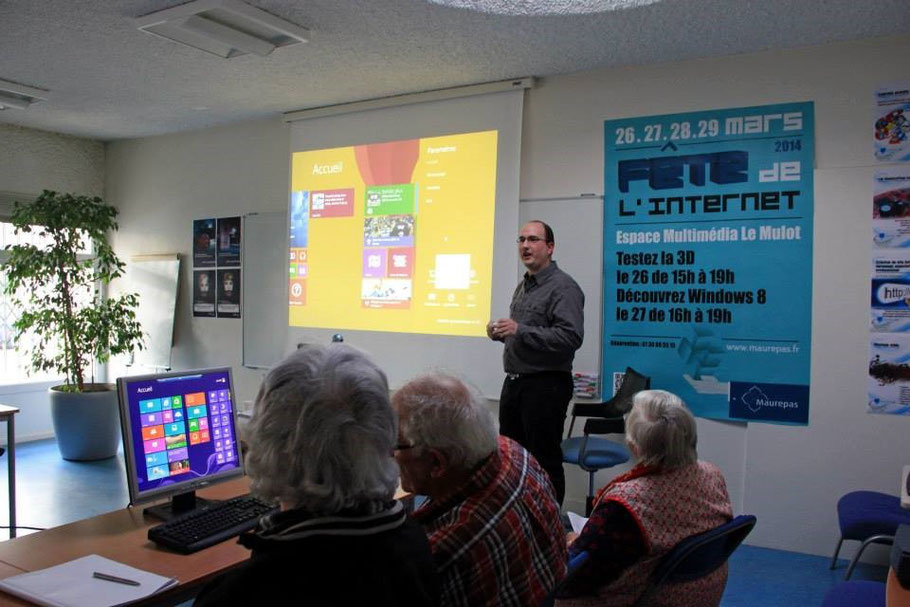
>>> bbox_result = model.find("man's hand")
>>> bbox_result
[486,320,499,341]
[488,318,518,341]
[566,531,578,546]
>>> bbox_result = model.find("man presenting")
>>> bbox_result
[487,220,584,504]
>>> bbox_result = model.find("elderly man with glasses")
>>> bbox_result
[393,373,567,607]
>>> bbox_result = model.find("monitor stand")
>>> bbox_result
[144,490,220,521]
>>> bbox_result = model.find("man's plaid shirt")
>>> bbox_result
[413,437,567,607]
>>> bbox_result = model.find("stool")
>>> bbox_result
[831,491,910,580]
[561,434,629,516]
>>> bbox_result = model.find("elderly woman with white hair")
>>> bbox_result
[195,344,440,606]
[557,389,732,607]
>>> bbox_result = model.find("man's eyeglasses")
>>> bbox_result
[394,443,415,452]
[516,236,545,244]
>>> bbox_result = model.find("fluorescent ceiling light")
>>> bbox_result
[135,0,309,59]
[0,78,48,110]
[427,0,661,15]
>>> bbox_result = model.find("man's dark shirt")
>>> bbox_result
[503,261,584,374]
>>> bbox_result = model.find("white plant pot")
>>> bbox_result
[49,384,121,461]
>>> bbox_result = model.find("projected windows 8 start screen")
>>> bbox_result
[288,130,498,338]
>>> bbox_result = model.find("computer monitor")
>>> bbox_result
[117,367,244,520]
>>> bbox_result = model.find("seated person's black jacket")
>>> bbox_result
[194,500,439,606]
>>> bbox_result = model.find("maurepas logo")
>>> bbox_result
[741,385,799,413]
[741,386,767,413]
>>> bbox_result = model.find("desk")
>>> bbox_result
[0,477,410,606]
[0,405,18,540]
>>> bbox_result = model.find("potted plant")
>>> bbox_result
[2,191,144,461]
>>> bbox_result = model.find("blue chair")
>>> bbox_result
[554,515,755,606]
[822,523,910,607]
[564,550,591,583]
[632,514,757,607]
[561,367,649,515]
[831,490,910,580]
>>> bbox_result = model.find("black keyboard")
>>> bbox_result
[148,494,278,554]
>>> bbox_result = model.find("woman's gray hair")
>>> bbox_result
[393,373,498,470]
[625,389,698,470]
[245,344,398,514]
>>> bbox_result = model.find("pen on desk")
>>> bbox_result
[93,571,141,586]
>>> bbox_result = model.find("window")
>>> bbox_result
[0,220,93,386]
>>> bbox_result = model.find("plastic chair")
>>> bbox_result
[831,491,910,580]
[561,367,649,515]
[632,514,757,607]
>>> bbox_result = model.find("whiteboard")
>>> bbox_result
[242,212,288,369]
[128,255,180,370]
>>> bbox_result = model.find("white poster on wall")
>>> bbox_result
[869,168,910,415]
[875,82,910,163]
[869,335,910,415]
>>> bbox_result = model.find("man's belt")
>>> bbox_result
[506,370,570,380]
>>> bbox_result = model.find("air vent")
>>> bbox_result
[135,0,309,59]
[0,78,48,110]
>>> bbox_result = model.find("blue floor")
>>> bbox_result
[0,438,129,537]
[0,439,890,606]
[725,544,886,606]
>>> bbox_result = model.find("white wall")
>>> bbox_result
[105,118,290,408]
[0,124,105,443]
[104,34,910,558]
[0,124,104,197]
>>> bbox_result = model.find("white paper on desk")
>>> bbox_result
[567,511,589,535]
[0,554,178,607]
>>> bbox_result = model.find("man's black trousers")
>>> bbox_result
[498,371,572,504]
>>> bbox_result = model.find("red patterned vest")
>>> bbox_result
[566,461,732,607]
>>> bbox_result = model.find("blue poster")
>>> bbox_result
[602,102,814,424]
